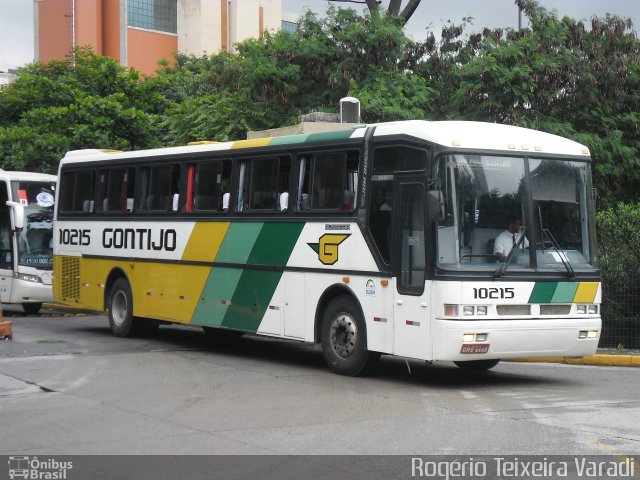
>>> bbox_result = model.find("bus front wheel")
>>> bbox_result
[320,296,379,376]
[454,359,500,371]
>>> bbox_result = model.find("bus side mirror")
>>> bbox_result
[427,190,445,223]
[6,201,25,232]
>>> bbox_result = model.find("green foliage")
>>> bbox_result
[349,69,435,122]
[444,0,639,204]
[0,49,164,174]
[597,203,640,276]
[155,5,429,144]
[597,204,640,333]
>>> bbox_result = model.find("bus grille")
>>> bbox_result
[61,257,80,300]
[496,305,531,316]
[540,304,571,316]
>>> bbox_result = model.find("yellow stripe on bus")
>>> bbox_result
[573,282,599,303]
[182,222,230,262]
[231,138,272,149]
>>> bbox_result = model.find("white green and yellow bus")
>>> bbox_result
[53,120,601,375]
[1,170,56,314]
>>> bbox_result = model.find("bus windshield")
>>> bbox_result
[436,154,597,273]
[11,180,56,270]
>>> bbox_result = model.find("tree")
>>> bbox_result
[328,0,421,25]
[439,0,639,205]
[0,49,165,173]
[157,5,429,143]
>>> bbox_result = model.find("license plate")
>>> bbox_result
[460,344,490,354]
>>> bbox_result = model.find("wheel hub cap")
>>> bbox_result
[330,313,357,358]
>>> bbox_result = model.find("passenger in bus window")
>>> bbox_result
[494,215,529,262]
[379,190,392,211]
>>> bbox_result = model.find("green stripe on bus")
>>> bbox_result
[192,267,243,327]
[215,222,263,263]
[192,223,263,326]
[528,282,557,303]
[269,134,311,145]
[222,269,283,331]
[551,282,579,303]
[222,223,304,331]
[247,223,305,266]
[304,130,357,143]
[194,223,305,332]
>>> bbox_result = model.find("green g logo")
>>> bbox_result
[308,234,350,265]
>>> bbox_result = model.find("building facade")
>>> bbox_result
[34,0,283,76]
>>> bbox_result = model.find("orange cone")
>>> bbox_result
[0,306,12,340]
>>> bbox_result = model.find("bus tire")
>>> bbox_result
[23,302,42,315]
[107,278,139,337]
[320,296,379,376]
[454,359,500,371]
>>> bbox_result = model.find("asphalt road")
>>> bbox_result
[1,310,639,458]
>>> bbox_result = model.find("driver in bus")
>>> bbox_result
[494,214,528,262]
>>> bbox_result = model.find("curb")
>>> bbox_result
[507,354,640,367]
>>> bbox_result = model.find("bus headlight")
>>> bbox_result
[576,304,598,315]
[13,273,42,284]
[476,306,488,316]
[463,306,475,316]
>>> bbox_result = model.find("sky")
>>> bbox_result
[1,0,638,72]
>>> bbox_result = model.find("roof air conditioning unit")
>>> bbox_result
[340,97,360,123]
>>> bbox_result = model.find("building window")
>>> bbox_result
[128,0,177,34]
[281,20,298,35]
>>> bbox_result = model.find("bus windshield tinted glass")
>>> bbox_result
[11,181,55,270]
[530,159,596,271]
[437,155,530,271]
[435,155,596,273]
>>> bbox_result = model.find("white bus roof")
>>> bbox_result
[60,120,590,165]
[0,170,57,182]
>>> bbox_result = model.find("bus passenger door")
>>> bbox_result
[0,184,14,303]
[393,181,432,360]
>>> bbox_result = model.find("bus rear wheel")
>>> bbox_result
[320,296,379,376]
[107,278,157,337]
[23,302,42,315]
[454,359,500,371]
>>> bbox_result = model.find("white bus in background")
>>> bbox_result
[0,170,57,314]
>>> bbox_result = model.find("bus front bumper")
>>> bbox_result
[9,278,54,304]
[434,317,602,362]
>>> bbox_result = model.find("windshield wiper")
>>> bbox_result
[492,227,527,279]
[540,227,576,280]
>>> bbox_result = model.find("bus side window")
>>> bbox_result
[238,156,289,213]
[190,160,232,212]
[138,164,180,212]
[98,168,135,213]
[296,152,358,212]
[60,170,95,213]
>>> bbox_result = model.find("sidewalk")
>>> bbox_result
[508,350,640,367]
